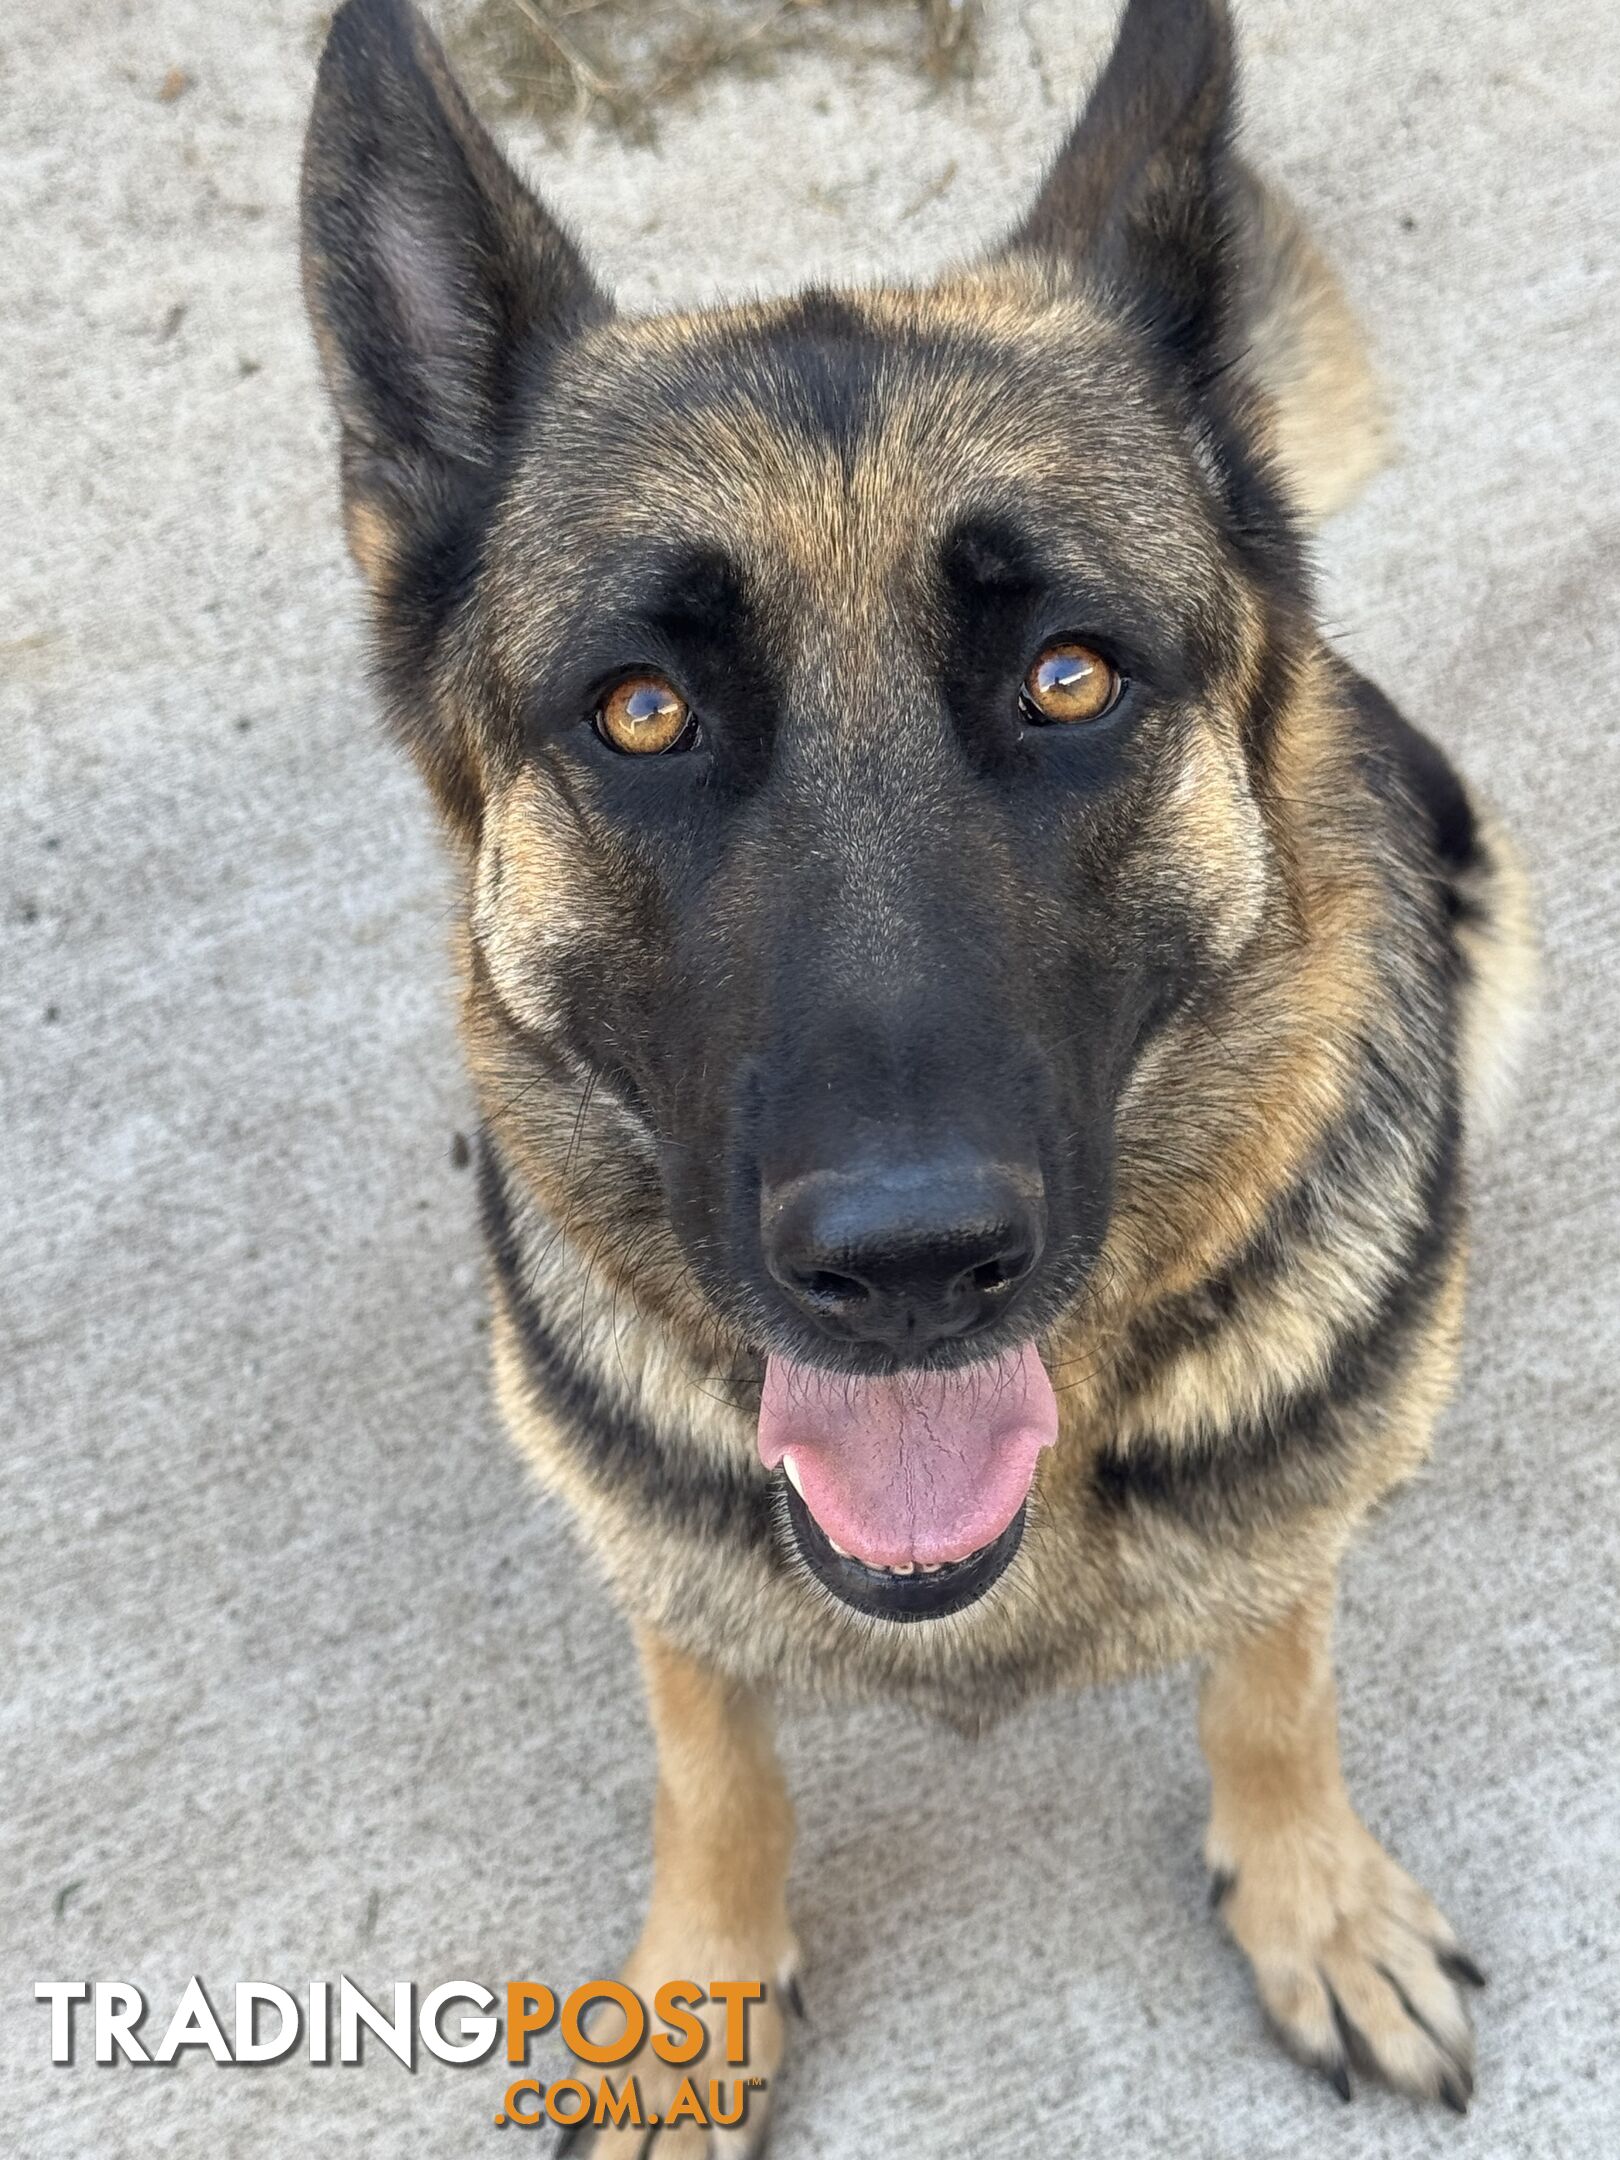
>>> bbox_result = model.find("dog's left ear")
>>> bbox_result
[1004,0,1238,382]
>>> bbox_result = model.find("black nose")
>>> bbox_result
[761,1160,1045,1354]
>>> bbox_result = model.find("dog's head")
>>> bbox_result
[303,0,1318,1616]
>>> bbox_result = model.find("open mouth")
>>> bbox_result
[757,1342,1058,1623]
[780,1474,1028,1622]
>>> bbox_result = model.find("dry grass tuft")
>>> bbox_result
[447,0,979,141]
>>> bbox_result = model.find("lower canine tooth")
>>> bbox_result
[828,1536,850,1558]
[782,1453,804,1498]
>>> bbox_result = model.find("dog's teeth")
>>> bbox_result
[889,1560,915,1575]
[827,1535,851,1558]
[781,1453,804,1498]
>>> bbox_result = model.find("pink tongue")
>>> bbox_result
[757,1343,1058,1570]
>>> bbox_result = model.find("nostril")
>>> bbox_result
[799,1267,869,1308]
[968,1246,1033,1297]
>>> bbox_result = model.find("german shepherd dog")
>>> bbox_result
[302,0,1534,2136]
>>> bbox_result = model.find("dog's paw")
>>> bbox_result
[556,1954,800,2158]
[1208,1810,1484,2109]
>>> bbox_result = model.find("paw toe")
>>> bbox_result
[1255,1963,1353,2097]
[1320,1944,1475,2106]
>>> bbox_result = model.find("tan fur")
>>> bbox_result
[1103,649,1386,1312]
[1237,170,1390,525]
[341,493,397,587]
[1202,1578,1476,2103]
[1455,800,1539,1140]
[473,770,598,1041]
[592,1629,796,2157]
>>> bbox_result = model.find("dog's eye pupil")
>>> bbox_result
[597,675,692,755]
[1022,641,1120,725]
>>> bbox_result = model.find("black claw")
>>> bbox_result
[1208,1867,1237,1909]
[1439,2072,1470,2116]
[1322,1973,1377,2082]
[1272,2003,1352,2104]
[783,1974,806,2022]
[1440,1949,1488,1991]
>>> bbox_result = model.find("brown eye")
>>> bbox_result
[1021,641,1122,725]
[595,674,695,755]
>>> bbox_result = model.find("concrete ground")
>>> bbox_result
[3,1,1617,2154]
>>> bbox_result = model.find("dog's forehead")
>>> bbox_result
[491,277,1218,638]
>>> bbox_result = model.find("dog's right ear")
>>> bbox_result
[300,0,607,590]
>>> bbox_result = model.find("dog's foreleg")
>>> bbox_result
[579,1625,797,2156]
[1200,1581,1485,2109]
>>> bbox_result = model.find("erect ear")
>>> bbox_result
[300,0,608,588]
[1004,0,1238,381]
